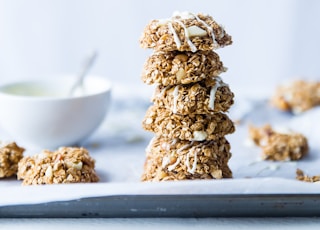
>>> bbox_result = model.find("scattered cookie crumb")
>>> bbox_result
[17,147,99,185]
[271,80,320,114]
[296,168,320,183]
[248,124,308,161]
[90,142,100,149]
[0,141,25,178]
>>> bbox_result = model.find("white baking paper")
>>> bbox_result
[1,94,320,207]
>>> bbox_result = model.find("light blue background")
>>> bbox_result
[0,0,319,98]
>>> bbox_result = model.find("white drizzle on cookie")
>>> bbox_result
[152,85,169,102]
[172,85,180,113]
[159,11,221,52]
[158,85,170,98]
[162,139,187,171]
[177,141,194,154]
[209,76,227,110]
[145,136,156,154]
[185,147,197,174]
[174,20,197,52]
[174,141,197,174]
[158,11,225,52]
[167,22,181,49]
[191,13,218,46]
[164,141,195,172]
[167,157,181,171]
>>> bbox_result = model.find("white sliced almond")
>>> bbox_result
[144,117,153,125]
[176,68,186,81]
[45,165,53,178]
[192,131,208,141]
[187,25,207,37]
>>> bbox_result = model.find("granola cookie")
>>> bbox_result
[141,136,232,181]
[296,168,320,183]
[17,147,99,185]
[143,105,235,141]
[271,80,320,114]
[152,77,234,114]
[140,11,232,52]
[142,50,226,86]
[0,142,25,178]
[249,124,308,161]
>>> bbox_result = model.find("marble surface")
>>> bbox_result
[1,218,320,230]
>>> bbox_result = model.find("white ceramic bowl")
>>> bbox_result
[0,75,111,149]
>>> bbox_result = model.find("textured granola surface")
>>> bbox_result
[140,13,232,52]
[271,80,320,114]
[0,142,25,178]
[17,147,99,185]
[141,136,232,181]
[249,124,308,161]
[140,12,234,182]
[142,50,226,86]
[143,105,235,141]
[152,77,234,114]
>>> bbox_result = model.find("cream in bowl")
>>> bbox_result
[0,75,111,149]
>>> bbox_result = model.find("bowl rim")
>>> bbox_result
[0,74,112,101]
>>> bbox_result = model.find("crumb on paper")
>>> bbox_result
[271,80,320,114]
[248,124,308,161]
[90,142,100,149]
[296,168,320,183]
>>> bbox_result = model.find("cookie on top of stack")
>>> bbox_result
[139,11,235,181]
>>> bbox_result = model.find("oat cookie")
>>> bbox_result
[143,105,235,141]
[140,11,232,52]
[142,50,226,86]
[0,142,24,178]
[296,169,320,183]
[17,147,99,185]
[249,124,308,161]
[271,80,320,114]
[141,136,232,181]
[152,77,234,114]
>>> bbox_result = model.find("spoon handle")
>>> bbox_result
[77,50,98,85]
[69,50,98,96]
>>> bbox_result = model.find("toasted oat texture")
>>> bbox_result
[271,80,320,114]
[142,50,226,86]
[152,77,234,114]
[249,124,308,161]
[296,169,320,183]
[143,105,235,141]
[17,147,99,185]
[141,136,232,181]
[0,142,25,178]
[140,12,232,52]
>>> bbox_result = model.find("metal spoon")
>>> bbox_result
[69,50,98,96]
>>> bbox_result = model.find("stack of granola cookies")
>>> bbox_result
[139,12,235,181]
